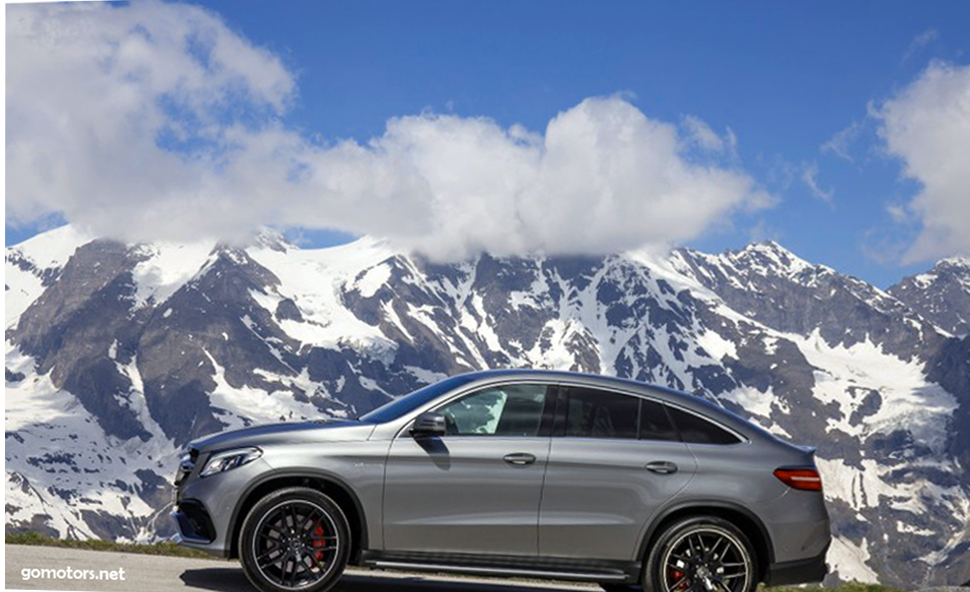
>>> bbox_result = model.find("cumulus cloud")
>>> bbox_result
[7,1,773,261]
[875,61,970,263]
[6,0,296,235]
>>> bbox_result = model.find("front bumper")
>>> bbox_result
[172,500,216,544]
[173,455,272,557]
[172,497,229,558]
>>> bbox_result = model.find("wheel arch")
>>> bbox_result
[228,470,369,564]
[637,501,774,582]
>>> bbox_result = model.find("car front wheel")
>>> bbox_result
[239,487,350,592]
[644,516,756,592]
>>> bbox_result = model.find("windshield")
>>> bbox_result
[358,374,477,423]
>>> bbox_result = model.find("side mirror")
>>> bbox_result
[411,412,446,438]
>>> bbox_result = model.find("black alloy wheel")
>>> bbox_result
[645,516,756,592]
[240,487,350,592]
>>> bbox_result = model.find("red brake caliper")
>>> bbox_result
[312,524,326,562]
[669,569,687,591]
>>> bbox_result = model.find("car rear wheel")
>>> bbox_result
[239,487,350,592]
[644,516,756,592]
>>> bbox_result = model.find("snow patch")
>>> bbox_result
[5,345,176,543]
[696,328,738,361]
[355,263,391,298]
[794,330,957,452]
[720,385,775,418]
[130,240,216,308]
[246,237,395,351]
[202,349,330,428]
[827,536,879,583]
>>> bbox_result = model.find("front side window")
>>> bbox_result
[564,387,639,439]
[436,383,548,436]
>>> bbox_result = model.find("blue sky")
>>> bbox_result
[6,0,970,288]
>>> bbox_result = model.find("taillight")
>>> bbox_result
[774,467,823,491]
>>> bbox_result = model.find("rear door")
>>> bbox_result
[383,382,554,556]
[538,385,697,561]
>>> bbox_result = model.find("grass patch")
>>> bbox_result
[765,584,901,592]
[5,531,221,560]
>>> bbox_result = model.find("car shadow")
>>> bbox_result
[180,567,591,592]
[179,567,255,592]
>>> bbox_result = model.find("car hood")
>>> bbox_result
[188,419,376,452]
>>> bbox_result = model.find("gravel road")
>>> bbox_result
[4,545,598,592]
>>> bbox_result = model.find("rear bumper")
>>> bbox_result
[764,541,829,586]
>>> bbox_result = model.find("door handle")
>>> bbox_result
[503,453,537,466]
[645,461,678,475]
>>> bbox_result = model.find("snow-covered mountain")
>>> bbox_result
[5,227,969,587]
[890,256,970,338]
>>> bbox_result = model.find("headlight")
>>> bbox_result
[200,447,262,477]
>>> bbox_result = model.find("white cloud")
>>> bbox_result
[6,0,296,237]
[801,162,834,203]
[902,28,939,62]
[885,204,909,224]
[6,1,773,261]
[875,61,970,263]
[821,120,862,162]
[682,115,723,152]
[681,115,739,159]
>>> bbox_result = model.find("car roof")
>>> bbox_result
[453,368,696,401]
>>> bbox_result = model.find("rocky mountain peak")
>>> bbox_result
[903,255,970,290]
[889,255,970,337]
[669,242,937,360]
[937,254,970,269]
[248,227,295,253]
[738,239,816,271]
[695,240,836,287]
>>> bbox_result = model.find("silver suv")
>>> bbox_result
[173,369,830,592]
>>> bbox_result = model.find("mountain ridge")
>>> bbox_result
[5,226,969,587]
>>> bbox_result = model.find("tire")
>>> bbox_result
[239,487,350,592]
[643,516,757,592]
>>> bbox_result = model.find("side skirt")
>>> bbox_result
[359,550,641,583]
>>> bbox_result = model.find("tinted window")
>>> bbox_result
[666,406,740,444]
[436,384,548,436]
[639,399,679,441]
[564,387,639,439]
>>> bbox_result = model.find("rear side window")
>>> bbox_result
[564,387,639,439]
[666,406,741,445]
[639,399,679,442]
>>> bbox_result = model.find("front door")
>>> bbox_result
[383,382,553,556]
